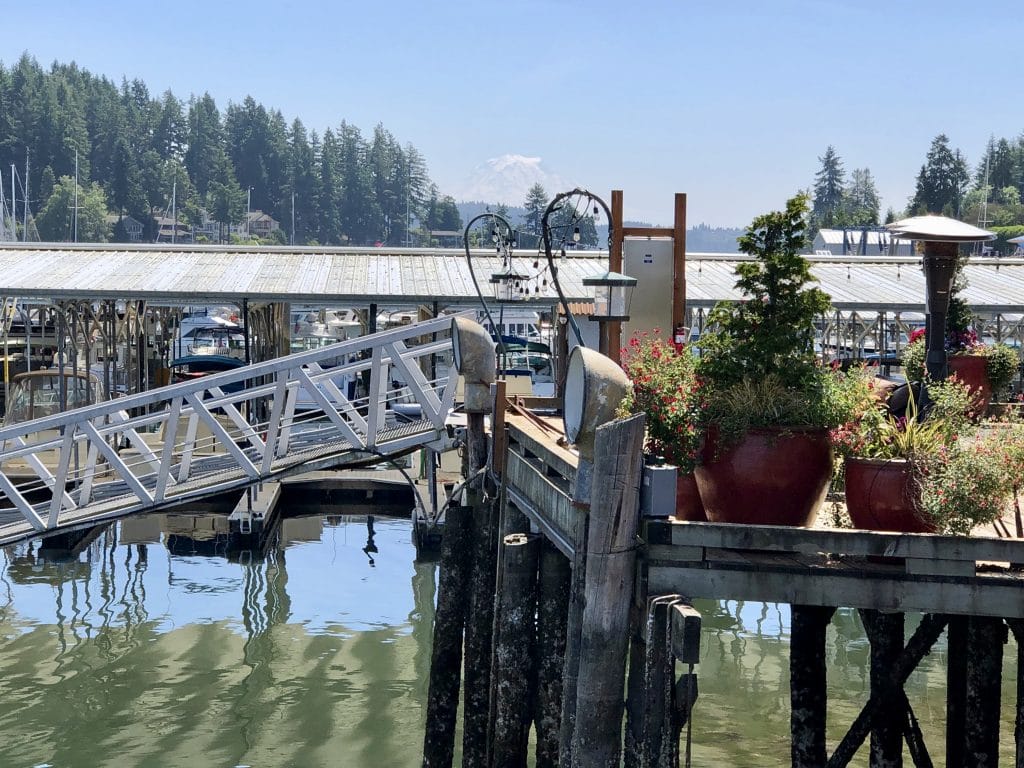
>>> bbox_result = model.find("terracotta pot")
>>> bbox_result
[695,427,832,526]
[844,456,936,533]
[675,472,707,521]
[947,354,991,411]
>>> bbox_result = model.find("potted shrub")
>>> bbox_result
[837,379,1018,534]
[901,293,1020,412]
[693,194,856,526]
[619,330,705,520]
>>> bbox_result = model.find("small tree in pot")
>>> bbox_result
[695,194,855,526]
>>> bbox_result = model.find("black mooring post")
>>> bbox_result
[792,604,836,768]
[490,532,540,767]
[861,609,905,767]
[534,539,571,768]
[422,503,472,768]
[964,617,1006,768]
[947,617,968,768]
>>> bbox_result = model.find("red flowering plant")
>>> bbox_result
[901,300,1020,398]
[835,375,1019,534]
[618,330,702,474]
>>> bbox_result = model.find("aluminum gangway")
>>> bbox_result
[0,314,461,547]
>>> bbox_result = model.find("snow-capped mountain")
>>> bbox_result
[453,154,569,207]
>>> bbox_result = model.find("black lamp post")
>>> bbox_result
[541,189,636,354]
[463,212,517,368]
[886,215,994,380]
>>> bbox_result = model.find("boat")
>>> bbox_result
[1,369,107,485]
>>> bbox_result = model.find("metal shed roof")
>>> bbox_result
[0,244,1022,315]
[0,243,604,306]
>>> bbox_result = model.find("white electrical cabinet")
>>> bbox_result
[622,236,675,343]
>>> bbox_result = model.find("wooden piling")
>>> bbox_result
[964,617,1006,768]
[491,532,540,768]
[462,410,496,767]
[861,609,905,768]
[422,503,472,768]
[557,482,590,764]
[534,538,571,768]
[570,414,645,768]
[791,604,836,768]
[946,616,968,768]
[1007,619,1024,768]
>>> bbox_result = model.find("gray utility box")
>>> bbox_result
[622,236,675,343]
[640,463,678,518]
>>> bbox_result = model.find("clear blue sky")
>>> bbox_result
[7,0,1021,227]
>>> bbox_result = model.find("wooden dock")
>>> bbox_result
[422,398,1024,768]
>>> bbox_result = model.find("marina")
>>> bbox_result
[2,194,1024,767]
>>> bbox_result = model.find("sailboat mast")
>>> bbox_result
[74,149,79,243]
[171,175,177,244]
[23,149,29,242]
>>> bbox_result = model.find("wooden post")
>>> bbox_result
[491,532,540,767]
[609,190,624,364]
[462,410,496,766]
[861,609,905,768]
[791,604,836,768]
[422,503,472,768]
[570,414,645,768]
[946,617,968,768]
[964,617,1006,768]
[534,538,571,768]
[672,192,687,335]
[558,469,591,764]
[1007,620,1024,768]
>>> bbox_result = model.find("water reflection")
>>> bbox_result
[0,516,1018,766]
[692,599,1019,766]
[0,512,435,768]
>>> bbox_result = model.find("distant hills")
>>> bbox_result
[454,202,741,253]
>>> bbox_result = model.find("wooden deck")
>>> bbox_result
[503,414,1024,619]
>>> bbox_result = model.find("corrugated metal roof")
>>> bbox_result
[0,244,606,306]
[1,244,1023,315]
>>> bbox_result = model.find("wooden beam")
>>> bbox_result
[672,193,687,332]
[792,605,835,768]
[621,226,674,238]
[609,190,624,364]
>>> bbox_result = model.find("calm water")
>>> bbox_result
[0,512,1016,767]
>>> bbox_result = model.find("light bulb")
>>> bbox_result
[573,227,581,243]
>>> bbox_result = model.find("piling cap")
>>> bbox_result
[886,215,994,243]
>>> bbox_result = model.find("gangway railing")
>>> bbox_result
[0,313,462,545]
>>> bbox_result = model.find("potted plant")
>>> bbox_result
[619,330,706,520]
[837,378,1018,534]
[693,194,856,526]
[901,293,1020,412]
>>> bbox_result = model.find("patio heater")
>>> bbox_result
[886,215,994,380]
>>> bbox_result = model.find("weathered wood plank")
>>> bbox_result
[571,415,645,768]
[646,562,1024,618]
[667,519,1024,564]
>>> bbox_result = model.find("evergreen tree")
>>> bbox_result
[842,168,880,226]
[286,118,320,244]
[185,93,224,197]
[317,127,344,244]
[910,134,970,215]
[811,146,846,231]
[523,183,548,237]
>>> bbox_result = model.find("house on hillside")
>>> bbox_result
[812,228,913,257]
[192,211,222,242]
[242,210,280,240]
[106,214,145,243]
[155,216,192,243]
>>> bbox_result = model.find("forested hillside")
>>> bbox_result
[0,53,461,245]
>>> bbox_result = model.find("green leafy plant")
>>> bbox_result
[695,194,854,447]
[618,331,702,474]
[836,378,1017,534]
[901,336,1019,400]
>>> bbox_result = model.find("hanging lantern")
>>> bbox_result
[583,270,637,321]
[490,264,529,302]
